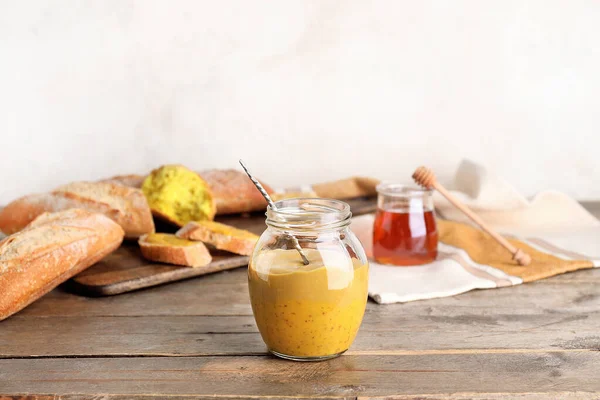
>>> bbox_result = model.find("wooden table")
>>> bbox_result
[1,203,600,399]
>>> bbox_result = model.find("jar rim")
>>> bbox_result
[376,182,432,197]
[266,198,352,231]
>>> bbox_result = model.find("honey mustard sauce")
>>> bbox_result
[248,248,368,358]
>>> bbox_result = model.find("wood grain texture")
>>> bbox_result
[0,397,357,400]
[69,197,376,296]
[1,310,600,358]
[1,352,599,397]
[69,243,250,296]
[0,395,597,400]
[15,265,600,318]
[0,201,599,398]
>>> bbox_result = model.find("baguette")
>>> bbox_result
[0,181,154,239]
[0,209,124,321]
[312,177,380,199]
[176,220,258,256]
[99,174,146,188]
[198,169,273,215]
[98,169,273,216]
[139,233,212,268]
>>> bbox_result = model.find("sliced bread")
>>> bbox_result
[176,221,258,256]
[139,233,212,268]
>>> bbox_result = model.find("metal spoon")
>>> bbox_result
[239,159,310,266]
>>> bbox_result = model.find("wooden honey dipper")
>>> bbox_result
[412,166,532,266]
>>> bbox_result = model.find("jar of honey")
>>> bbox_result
[373,183,438,266]
[248,198,369,361]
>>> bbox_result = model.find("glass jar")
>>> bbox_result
[248,198,369,361]
[373,183,438,266]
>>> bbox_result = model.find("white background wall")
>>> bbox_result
[1,1,599,204]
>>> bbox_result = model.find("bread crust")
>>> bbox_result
[176,221,258,256]
[199,169,273,215]
[0,182,154,239]
[0,209,125,321]
[312,176,380,199]
[139,233,212,267]
[99,174,145,188]
[98,169,274,216]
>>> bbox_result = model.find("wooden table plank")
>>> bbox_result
[1,313,599,358]
[13,265,600,319]
[0,397,357,400]
[1,201,599,398]
[1,352,599,397]
[0,394,596,400]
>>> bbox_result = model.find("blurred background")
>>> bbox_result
[1,1,598,205]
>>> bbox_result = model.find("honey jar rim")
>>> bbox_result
[376,182,433,197]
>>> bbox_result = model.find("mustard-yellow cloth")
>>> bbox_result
[439,220,594,283]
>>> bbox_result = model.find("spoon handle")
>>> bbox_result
[239,160,310,266]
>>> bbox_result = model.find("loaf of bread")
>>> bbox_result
[198,169,273,215]
[176,220,258,256]
[99,174,146,188]
[99,168,273,216]
[142,165,216,227]
[270,189,319,202]
[0,209,125,321]
[0,181,154,239]
[312,177,380,199]
[139,233,212,267]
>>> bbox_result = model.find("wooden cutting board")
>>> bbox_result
[68,197,377,296]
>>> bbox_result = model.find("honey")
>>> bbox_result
[373,183,438,266]
[373,209,438,265]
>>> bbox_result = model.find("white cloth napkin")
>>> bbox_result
[352,159,600,304]
[434,160,600,233]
